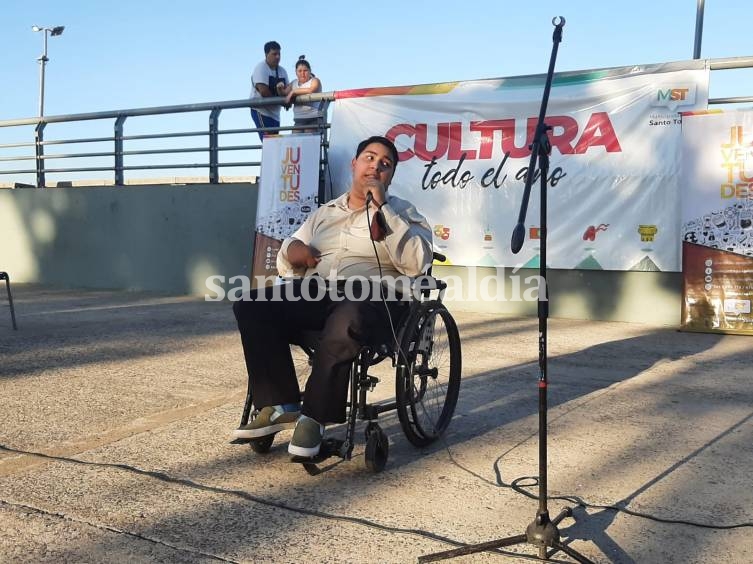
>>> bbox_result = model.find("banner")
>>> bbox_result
[251,134,320,284]
[680,110,753,334]
[328,61,709,271]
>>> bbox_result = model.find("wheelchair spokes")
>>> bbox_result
[396,301,461,447]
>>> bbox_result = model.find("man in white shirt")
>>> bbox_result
[232,136,433,458]
[250,41,289,140]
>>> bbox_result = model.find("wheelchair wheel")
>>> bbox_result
[395,301,461,447]
[364,422,389,473]
[249,435,275,453]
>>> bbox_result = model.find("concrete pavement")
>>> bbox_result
[1,284,752,563]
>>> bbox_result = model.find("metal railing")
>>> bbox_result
[1,56,752,188]
[0,93,334,187]
[707,56,753,104]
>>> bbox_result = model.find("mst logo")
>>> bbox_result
[658,88,689,101]
[652,84,697,110]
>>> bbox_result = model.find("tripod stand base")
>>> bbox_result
[418,508,595,563]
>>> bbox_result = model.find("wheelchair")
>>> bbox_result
[231,252,462,474]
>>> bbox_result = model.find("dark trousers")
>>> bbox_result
[250,109,280,140]
[232,279,406,424]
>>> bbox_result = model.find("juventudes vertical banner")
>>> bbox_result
[680,110,753,334]
[251,134,320,285]
[328,61,709,271]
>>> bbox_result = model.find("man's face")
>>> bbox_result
[351,142,395,189]
[265,49,281,68]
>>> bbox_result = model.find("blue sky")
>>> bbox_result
[1,1,751,185]
[1,0,751,121]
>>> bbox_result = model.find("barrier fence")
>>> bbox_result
[0,94,333,188]
[0,57,752,189]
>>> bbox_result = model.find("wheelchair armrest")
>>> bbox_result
[427,252,448,293]
[412,275,447,293]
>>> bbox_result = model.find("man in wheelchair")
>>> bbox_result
[232,136,434,459]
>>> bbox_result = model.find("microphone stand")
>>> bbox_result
[419,17,595,564]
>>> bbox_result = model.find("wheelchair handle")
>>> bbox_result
[432,251,447,263]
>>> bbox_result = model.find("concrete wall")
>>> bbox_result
[0,184,681,324]
[432,265,681,325]
[0,184,257,295]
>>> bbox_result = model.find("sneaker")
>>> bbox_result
[233,406,300,439]
[288,415,325,458]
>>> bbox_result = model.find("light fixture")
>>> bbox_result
[31,24,65,116]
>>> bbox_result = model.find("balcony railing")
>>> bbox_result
[0,93,333,188]
[2,56,753,188]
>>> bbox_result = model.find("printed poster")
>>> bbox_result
[328,60,710,271]
[252,134,320,285]
[680,109,753,334]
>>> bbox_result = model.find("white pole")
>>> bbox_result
[38,30,48,116]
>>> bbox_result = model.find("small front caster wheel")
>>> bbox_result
[364,423,389,473]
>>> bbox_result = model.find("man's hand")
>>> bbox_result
[287,240,321,268]
[364,179,387,209]
[284,91,295,110]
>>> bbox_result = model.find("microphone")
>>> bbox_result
[365,190,387,241]
[511,222,526,254]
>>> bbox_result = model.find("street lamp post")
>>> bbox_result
[31,25,65,117]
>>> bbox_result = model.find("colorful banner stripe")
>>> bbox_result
[335,82,459,100]
[680,109,725,117]
[334,60,709,100]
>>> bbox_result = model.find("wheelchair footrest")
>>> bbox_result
[229,437,253,445]
[290,437,345,464]
[290,438,349,476]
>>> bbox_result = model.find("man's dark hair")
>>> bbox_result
[264,41,281,54]
[355,136,399,168]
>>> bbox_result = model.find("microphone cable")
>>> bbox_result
[364,192,409,367]
[435,387,753,533]
[365,192,447,442]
